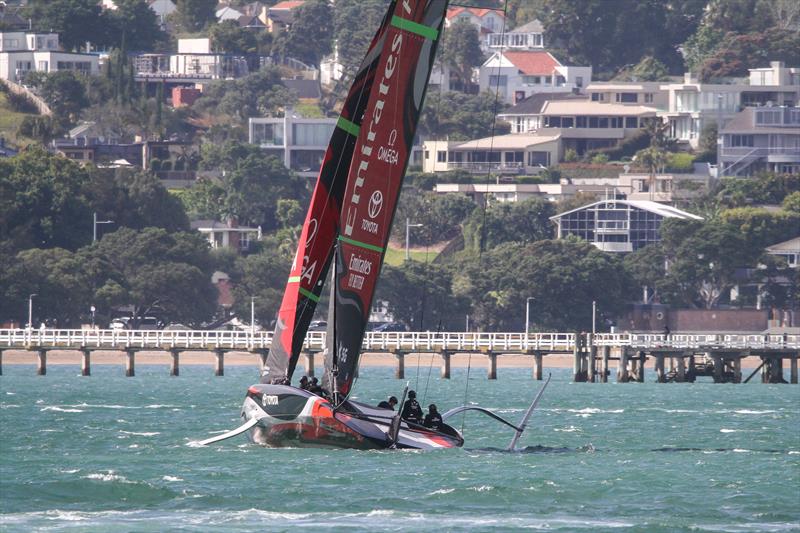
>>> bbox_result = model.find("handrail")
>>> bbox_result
[0,329,796,351]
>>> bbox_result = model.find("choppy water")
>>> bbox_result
[1,363,798,532]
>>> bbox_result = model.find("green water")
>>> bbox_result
[1,364,798,532]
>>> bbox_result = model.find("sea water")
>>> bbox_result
[1,363,798,532]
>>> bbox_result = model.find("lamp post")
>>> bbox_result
[250,296,257,334]
[90,305,96,328]
[405,218,423,260]
[93,212,114,242]
[525,297,534,336]
[592,300,597,336]
[27,293,37,329]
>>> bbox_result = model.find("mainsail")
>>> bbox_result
[324,0,448,397]
[261,2,399,384]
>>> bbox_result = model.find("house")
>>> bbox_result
[148,0,176,24]
[479,50,591,105]
[718,106,800,176]
[766,236,800,268]
[216,6,244,22]
[585,81,667,110]
[191,219,261,253]
[659,63,800,149]
[446,6,505,38]
[267,0,305,33]
[249,113,336,177]
[0,31,99,82]
[422,134,561,174]
[550,199,702,253]
[170,38,249,79]
[237,14,266,31]
[499,92,588,133]
[487,19,545,51]
[0,2,27,30]
[433,182,606,204]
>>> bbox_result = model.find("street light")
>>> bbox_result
[592,300,597,336]
[405,218,423,260]
[525,297,534,336]
[93,212,114,242]
[90,305,96,328]
[27,293,37,329]
[250,296,256,333]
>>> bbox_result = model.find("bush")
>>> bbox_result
[5,90,39,114]
[564,148,578,162]
[592,153,610,164]
[17,116,55,142]
[150,159,162,171]
[666,152,694,173]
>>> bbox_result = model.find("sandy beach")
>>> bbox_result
[1,349,765,369]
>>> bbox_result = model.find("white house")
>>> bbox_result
[423,134,561,175]
[0,31,99,83]
[249,113,336,177]
[479,50,591,105]
[487,19,545,51]
[766,237,800,269]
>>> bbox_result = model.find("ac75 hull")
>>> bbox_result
[242,384,463,450]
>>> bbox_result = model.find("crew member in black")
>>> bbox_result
[400,390,423,424]
[298,376,309,390]
[424,404,443,431]
[378,396,398,410]
[307,377,323,395]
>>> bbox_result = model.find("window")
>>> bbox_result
[625,117,638,128]
[251,122,284,146]
[616,93,637,103]
[544,76,552,85]
[293,123,334,146]
[546,116,562,127]
[589,117,599,128]
[598,117,609,128]
[576,116,587,128]
[437,151,447,162]
[424,150,429,159]
[505,151,524,163]
[729,135,754,147]
[38,61,49,71]
[576,76,583,88]
[527,151,549,166]
[489,75,507,87]
[644,93,654,103]
[239,233,251,251]
[562,117,574,128]
[610,117,623,128]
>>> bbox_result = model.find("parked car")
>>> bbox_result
[371,322,407,332]
[109,316,164,330]
[308,320,327,331]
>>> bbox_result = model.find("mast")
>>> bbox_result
[324,0,449,398]
[261,2,400,385]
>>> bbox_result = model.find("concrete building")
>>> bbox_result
[191,219,261,253]
[249,114,336,177]
[718,106,800,176]
[550,199,702,253]
[0,31,99,83]
[422,134,561,175]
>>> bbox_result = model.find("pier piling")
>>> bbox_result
[791,357,798,384]
[394,351,404,379]
[0,350,3,376]
[125,349,135,377]
[601,346,609,383]
[617,348,628,382]
[81,349,91,376]
[170,349,179,376]
[214,349,224,376]
[304,352,315,377]
[440,351,451,379]
[655,354,665,383]
[487,352,497,380]
[533,351,543,381]
[588,335,597,383]
[37,349,46,375]
[636,351,645,382]
[733,357,742,383]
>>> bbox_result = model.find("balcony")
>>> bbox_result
[446,161,525,174]
[721,146,800,163]
[595,220,629,234]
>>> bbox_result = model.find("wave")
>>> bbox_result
[119,431,160,436]
[162,476,183,482]
[82,471,133,483]
[40,406,84,413]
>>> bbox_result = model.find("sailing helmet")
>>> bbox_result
[389,396,398,404]
[429,404,438,413]
[408,390,416,399]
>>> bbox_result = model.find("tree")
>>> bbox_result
[419,91,509,141]
[275,0,333,68]
[782,192,800,214]
[210,20,258,54]
[228,242,292,325]
[462,197,555,253]
[440,19,484,91]
[614,56,670,82]
[90,227,218,326]
[108,0,167,51]
[25,0,112,50]
[333,0,390,76]
[172,0,217,32]
[452,239,632,331]
[392,192,475,246]
[0,147,94,252]
[26,71,89,130]
[699,29,800,81]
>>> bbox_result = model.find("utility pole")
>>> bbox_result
[405,218,423,260]
[93,212,114,242]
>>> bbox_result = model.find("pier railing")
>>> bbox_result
[0,329,797,352]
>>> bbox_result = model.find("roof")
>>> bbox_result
[190,219,260,231]
[502,51,561,75]
[551,199,703,221]
[540,100,659,116]
[216,6,243,20]
[510,19,544,33]
[283,78,321,99]
[447,7,504,20]
[499,93,588,116]
[766,236,800,253]
[271,0,305,10]
[585,81,663,91]
[452,133,560,150]
[238,14,265,27]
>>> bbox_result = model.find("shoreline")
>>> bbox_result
[0,350,765,369]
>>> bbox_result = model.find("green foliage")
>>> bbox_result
[715,173,800,208]
[333,0,389,77]
[376,261,470,331]
[452,240,632,331]
[25,0,110,50]
[439,18,484,91]
[563,148,578,162]
[781,191,800,214]
[228,241,292,325]
[588,130,651,162]
[392,191,476,246]
[718,208,800,250]
[172,0,217,32]
[591,153,609,165]
[17,116,56,143]
[210,20,258,54]
[699,28,800,81]
[419,91,509,141]
[109,0,168,51]
[25,71,89,130]
[614,56,670,81]
[462,197,555,253]
[195,68,297,125]
[681,23,726,73]
[666,152,695,173]
[273,0,334,67]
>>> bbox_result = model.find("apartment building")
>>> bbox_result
[719,106,800,176]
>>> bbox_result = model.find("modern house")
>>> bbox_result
[499,92,587,133]
[422,134,561,174]
[766,236,800,269]
[550,199,702,253]
[433,182,608,204]
[718,106,800,176]
[132,38,250,84]
[0,31,99,83]
[487,19,545,51]
[249,114,336,177]
[479,50,591,105]
[191,219,261,253]
[585,81,668,110]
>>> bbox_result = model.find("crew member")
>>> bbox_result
[424,404,443,431]
[307,377,323,395]
[299,376,309,390]
[378,396,398,410]
[401,390,423,424]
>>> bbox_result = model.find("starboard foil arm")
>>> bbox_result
[441,406,522,432]
[194,416,263,446]
[508,374,551,451]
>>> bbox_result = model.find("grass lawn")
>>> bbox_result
[384,245,439,266]
[0,92,37,147]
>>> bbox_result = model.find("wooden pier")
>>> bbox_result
[0,329,797,384]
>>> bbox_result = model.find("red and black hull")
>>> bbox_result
[242,384,463,450]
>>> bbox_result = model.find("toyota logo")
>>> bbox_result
[368,190,383,219]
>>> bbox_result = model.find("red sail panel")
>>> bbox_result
[326,0,448,396]
[261,2,399,384]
